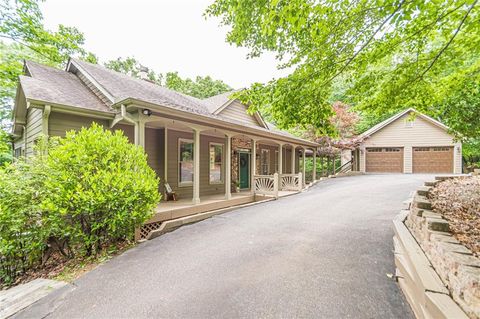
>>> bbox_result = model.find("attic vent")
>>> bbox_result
[405,118,415,128]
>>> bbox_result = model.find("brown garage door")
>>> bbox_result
[413,147,453,173]
[366,147,404,173]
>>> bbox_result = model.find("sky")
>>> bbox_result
[40,0,290,89]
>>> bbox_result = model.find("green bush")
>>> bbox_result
[42,124,160,255]
[0,124,160,285]
[0,160,51,284]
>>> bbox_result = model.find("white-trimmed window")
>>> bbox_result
[209,143,223,184]
[260,149,270,175]
[274,150,279,173]
[178,139,194,185]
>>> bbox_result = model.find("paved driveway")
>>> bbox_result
[18,174,430,319]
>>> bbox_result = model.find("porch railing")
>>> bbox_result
[335,159,353,175]
[280,173,303,191]
[253,173,279,198]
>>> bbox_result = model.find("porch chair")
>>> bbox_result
[164,182,177,201]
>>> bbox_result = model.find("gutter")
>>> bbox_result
[114,98,319,148]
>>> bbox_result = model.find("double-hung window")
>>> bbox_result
[179,139,194,185]
[209,143,223,184]
[260,149,270,175]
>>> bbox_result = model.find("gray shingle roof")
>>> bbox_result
[202,90,239,113]
[71,58,212,116]
[19,60,315,145]
[22,61,112,113]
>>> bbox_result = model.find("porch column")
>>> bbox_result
[225,134,232,200]
[192,128,201,204]
[302,147,306,186]
[278,143,283,174]
[313,148,317,181]
[291,145,296,174]
[134,118,145,148]
[251,139,256,193]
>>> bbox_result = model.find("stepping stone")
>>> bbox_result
[0,278,67,318]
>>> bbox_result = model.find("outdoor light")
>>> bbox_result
[142,108,152,117]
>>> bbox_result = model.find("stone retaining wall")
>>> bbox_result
[401,177,479,319]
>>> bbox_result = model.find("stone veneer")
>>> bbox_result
[405,178,480,319]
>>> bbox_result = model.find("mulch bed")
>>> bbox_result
[1,240,134,290]
[429,176,480,256]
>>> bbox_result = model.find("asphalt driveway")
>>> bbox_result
[18,174,430,319]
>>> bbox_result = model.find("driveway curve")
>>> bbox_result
[18,174,429,318]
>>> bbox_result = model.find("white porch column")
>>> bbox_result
[302,147,306,186]
[313,148,317,181]
[225,134,232,200]
[278,143,283,174]
[291,145,296,174]
[251,139,256,193]
[134,117,146,148]
[192,128,201,204]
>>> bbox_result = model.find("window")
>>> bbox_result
[274,150,279,173]
[14,147,23,158]
[178,139,194,185]
[260,149,270,175]
[385,148,401,152]
[209,143,223,184]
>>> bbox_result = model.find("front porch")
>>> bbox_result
[114,108,319,240]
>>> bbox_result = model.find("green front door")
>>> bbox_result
[239,152,250,189]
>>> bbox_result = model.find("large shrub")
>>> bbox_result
[42,124,160,255]
[0,160,51,284]
[0,124,160,285]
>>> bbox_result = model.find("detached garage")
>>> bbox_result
[343,108,462,174]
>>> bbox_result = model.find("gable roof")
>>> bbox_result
[68,58,211,116]
[202,90,238,113]
[14,59,317,146]
[21,61,112,113]
[361,108,450,137]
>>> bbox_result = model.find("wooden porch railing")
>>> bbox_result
[279,173,303,191]
[253,173,279,198]
[335,159,353,175]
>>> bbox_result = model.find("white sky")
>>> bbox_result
[40,0,289,88]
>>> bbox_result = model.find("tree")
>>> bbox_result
[104,57,162,84]
[104,57,232,99]
[164,72,233,99]
[0,0,96,127]
[0,129,11,166]
[206,0,480,137]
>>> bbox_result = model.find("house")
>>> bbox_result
[11,59,319,239]
[342,108,462,174]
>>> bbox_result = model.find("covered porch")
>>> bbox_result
[112,106,318,240]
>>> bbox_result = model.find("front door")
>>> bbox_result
[239,152,250,189]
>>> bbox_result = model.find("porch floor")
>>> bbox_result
[150,190,298,224]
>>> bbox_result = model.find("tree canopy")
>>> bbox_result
[104,56,233,99]
[206,0,480,138]
[0,0,96,128]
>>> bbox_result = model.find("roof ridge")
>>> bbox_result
[70,58,210,108]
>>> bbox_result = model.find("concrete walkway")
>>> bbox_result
[17,174,429,318]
